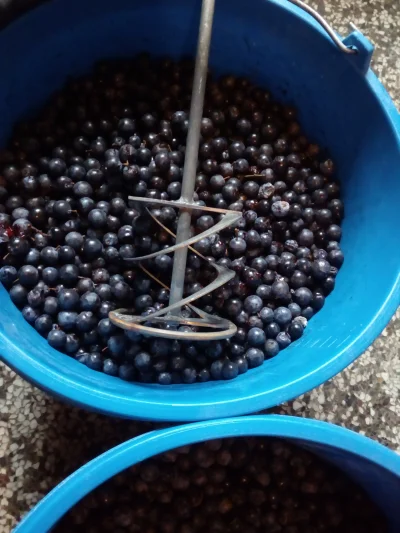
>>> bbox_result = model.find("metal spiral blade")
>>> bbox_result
[109,200,241,340]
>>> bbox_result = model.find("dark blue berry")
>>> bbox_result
[265,322,281,339]
[59,264,79,286]
[48,158,67,177]
[58,288,79,310]
[182,367,197,384]
[245,348,264,368]
[276,332,292,349]
[288,302,301,317]
[22,305,40,324]
[229,237,246,256]
[0,265,17,286]
[47,329,67,349]
[247,327,266,347]
[264,339,280,358]
[243,295,263,314]
[119,363,135,381]
[118,118,136,135]
[271,280,290,300]
[78,197,95,216]
[311,259,331,280]
[274,307,292,327]
[58,245,76,263]
[158,372,173,385]
[86,352,103,371]
[134,351,151,371]
[153,357,168,373]
[222,361,239,380]
[298,228,314,247]
[53,200,72,220]
[68,164,86,182]
[73,181,93,198]
[210,359,224,380]
[205,342,223,360]
[104,156,122,174]
[312,291,325,310]
[12,207,29,220]
[294,287,313,307]
[95,284,113,301]
[83,329,100,346]
[150,338,170,358]
[230,343,245,358]
[328,249,344,268]
[248,316,263,329]
[97,318,117,337]
[107,335,127,357]
[44,296,58,315]
[98,301,116,319]
[117,225,135,244]
[135,294,153,312]
[27,288,45,308]
[8,237,30,257]
[290,270,307,289]
[63,230,83,252]
[301,306,314,320]
[112,281,131,301]
[326,224,342,241]
[75,352,89,365]
[58,311,78,331]
[154,254,172,271]
[88,209,107,228]
[260,307,274,324]
[65,333,80,354]
[80,291,101,311]
[76,311,97,332]
[234,356,248,374]
[103,232,119,247]
[271,200,290,217]
[197,369,210,382]
[42,267,59,285]
[103,358,119,376]
[170,355,187,372]
[25,248,41,266]
[287,320,304,340]
[82,238,103,259]
[92,268,110,284]
[77,278,95,294]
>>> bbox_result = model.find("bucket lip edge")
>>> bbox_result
[1,269,399,422]
[13,414,400,533]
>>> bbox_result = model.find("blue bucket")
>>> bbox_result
[13,415,400,532]
[0,0,399,421]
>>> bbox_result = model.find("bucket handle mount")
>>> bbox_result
[287,0,374,74]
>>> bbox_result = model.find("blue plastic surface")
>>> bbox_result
[0,0,399,421]
[13,416,400,532]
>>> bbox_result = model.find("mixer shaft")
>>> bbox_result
[169,0,216,312]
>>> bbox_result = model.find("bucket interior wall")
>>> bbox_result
[0,0,399,418]
[297,439,400,530]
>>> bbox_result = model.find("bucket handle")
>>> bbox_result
[286,0,357,55]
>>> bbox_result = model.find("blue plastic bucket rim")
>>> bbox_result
[14,415,400,532]
[0,0,399,422]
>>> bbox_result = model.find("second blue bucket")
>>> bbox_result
[13,415,400,532]
[0,0,399,421]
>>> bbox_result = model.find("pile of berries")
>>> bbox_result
[0,55,344,384]
[55,437,386,533]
